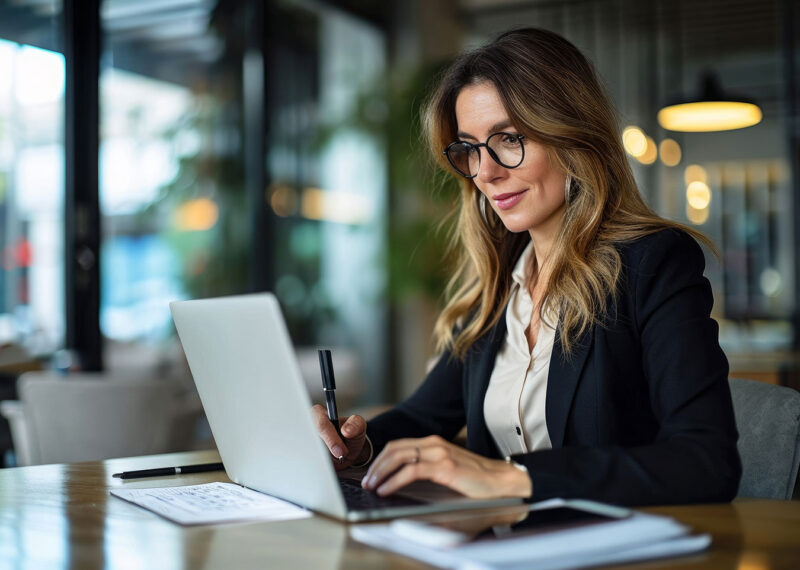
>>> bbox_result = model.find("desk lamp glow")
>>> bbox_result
[658,72,762,132]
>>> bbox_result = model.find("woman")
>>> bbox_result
[312,28,741,506]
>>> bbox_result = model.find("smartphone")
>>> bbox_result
[503,505,627,535]
[389,500,631,548]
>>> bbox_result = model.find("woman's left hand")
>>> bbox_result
[360,435,532,500]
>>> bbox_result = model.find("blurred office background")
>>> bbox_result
[0,0,797,465]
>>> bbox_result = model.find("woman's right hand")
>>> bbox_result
[311,404,368,470]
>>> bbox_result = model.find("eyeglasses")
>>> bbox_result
[443,132,526,179]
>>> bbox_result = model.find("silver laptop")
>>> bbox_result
[170,293,522,521]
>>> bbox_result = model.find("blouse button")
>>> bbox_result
[515,426,522,435]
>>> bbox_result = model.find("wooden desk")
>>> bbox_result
[728,350,800,388]
[0,450,797,569]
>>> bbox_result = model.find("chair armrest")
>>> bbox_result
[0,399,23,420]
[0,400,35,466]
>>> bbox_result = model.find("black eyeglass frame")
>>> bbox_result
[442,132,527,179]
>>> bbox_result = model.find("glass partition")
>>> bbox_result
[0,3,64,360]
[99,1,389,403]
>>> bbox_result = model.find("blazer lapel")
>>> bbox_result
[546,325,594,448]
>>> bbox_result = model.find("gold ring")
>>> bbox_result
[413,447,421,464]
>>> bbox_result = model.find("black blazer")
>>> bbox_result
[368,229,742,506]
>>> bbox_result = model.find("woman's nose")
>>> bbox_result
[476,149,506,183]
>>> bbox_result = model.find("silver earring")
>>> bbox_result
[479,193,489,224]
[564,175,572,203]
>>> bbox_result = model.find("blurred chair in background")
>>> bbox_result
[0,346,359,466]
[729,377,800,499]
[0,343,43,466]
[0,343,38,373]
[0,372,203,466]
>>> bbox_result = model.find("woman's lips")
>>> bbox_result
[493,190,527,210]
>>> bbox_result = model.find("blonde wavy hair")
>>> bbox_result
[426,28,712,358]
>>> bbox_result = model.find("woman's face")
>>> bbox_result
[454,81,567,238]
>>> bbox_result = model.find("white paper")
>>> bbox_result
[111,482,312,525]
[459,533,712,570]
[351,505,711,570]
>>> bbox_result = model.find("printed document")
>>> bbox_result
[111,482,311,525]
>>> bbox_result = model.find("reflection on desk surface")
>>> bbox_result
[0,450,798,569]
[199,517,347,570]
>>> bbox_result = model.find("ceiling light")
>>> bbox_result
[658,72,762,132]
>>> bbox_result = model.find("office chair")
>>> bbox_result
[729,377,800,500]
[0,372,203,466]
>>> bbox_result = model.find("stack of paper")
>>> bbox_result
[351,499,710,570]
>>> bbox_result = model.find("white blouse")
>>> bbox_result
[483,241,556,458]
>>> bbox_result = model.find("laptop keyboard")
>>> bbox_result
[339,478,425,511]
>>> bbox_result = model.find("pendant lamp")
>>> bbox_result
[657,72,762,132]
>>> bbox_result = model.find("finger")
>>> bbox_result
[361,443,401,488]
[362,440,419,482]
[362,444,422,490]
[341,414,366,439]
[342,437,366,466]
[311,404,346,459]
[375,461,436,496]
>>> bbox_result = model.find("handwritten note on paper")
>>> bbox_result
[111,482,311,525]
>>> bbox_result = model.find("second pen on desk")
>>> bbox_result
[112,462,224,480]
[318,349,343,448]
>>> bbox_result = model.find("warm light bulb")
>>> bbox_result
[174,198,219,231]
[301,188,326,221]
[684,164,708,185]
[686,203,710,225]
[622,126,647,157]
[636,136,657,165]
[686,181,711,210]
[269,184,298,217]
[659,139,681,167]
[658,101,762,132]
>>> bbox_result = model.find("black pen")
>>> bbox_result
[112,462,224,480]
[318,349,343,448]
